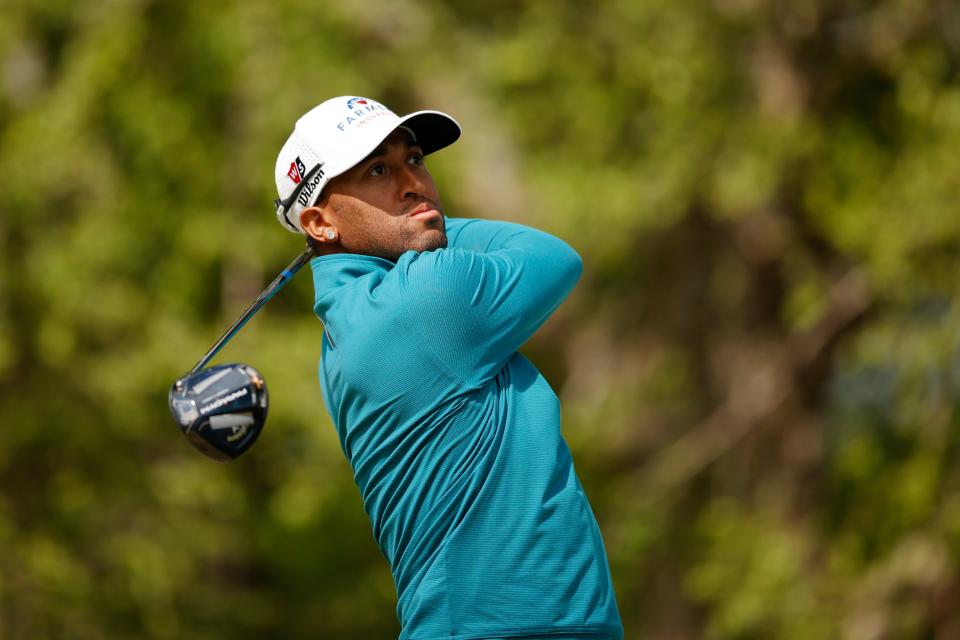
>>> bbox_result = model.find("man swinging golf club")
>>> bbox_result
[274,96,623,640]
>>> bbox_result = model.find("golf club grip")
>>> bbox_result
[189,246,316,374]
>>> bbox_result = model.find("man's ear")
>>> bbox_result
[300,206,339,246]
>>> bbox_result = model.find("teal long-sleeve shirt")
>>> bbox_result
[311,217,623,640]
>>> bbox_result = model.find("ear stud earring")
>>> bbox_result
[326,230,336,240]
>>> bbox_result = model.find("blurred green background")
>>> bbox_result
[2,0,960,638]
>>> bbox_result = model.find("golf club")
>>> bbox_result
[168,164,328,461]
[168,246,315,461]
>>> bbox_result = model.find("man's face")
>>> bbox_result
[313,128,447,260]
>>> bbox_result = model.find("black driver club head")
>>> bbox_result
[169,363,268,461]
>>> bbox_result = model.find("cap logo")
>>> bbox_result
[337,97,390,132]
[286,156,306,184]
[296,166,325,207]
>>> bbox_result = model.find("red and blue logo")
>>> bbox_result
[286,156,306,184]
[346,97,369,110]
[338,97,388,131]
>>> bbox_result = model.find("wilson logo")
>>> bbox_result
[296,167,325,207]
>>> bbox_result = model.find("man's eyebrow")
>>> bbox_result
[363,146,388,162]
[360,138,420,164]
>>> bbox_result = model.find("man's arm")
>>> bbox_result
[398,217,582,385]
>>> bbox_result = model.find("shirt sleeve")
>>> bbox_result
[397,217,582,385]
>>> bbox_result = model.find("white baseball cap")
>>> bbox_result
[274,96,461,233]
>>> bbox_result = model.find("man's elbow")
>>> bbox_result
[558,240,583,285]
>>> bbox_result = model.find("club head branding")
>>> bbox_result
[287,156,306,184]
[226,424,249,442]
[206,412,254,443]
[200,387,248,415]
[337,97,390,132]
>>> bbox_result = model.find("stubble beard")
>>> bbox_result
[395,218,447,257]
[330,197,448,260]
[346,215,447,261]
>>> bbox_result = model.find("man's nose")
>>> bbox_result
[399,165,427,199]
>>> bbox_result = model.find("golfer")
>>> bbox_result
[274,96,623,640]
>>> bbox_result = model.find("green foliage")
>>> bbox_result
[1,0,959,637]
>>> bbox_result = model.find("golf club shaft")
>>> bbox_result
[190,246,315,374]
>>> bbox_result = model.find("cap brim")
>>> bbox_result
[397,110,461,156]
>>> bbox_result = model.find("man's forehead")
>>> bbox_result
[362,127,418,161]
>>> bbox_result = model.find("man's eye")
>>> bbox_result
[409,153,424,166]
[369,164,386,176]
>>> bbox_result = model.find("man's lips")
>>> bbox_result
[408,204,440,218]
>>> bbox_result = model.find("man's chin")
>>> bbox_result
[415,230,448,253]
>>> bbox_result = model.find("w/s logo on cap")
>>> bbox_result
[287,157,306,184]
